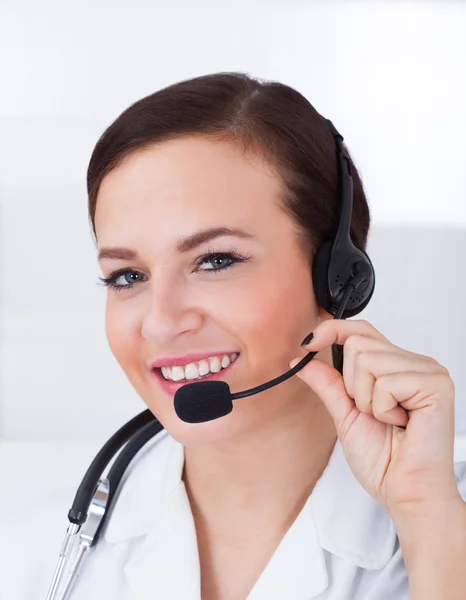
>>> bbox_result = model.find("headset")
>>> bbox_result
[45,117,375,600]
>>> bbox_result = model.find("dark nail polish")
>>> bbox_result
[301,332,314,347]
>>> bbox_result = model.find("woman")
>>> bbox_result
[2,72,466,599]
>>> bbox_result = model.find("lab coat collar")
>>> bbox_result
[310,440,398,570]
[103,430,398,587]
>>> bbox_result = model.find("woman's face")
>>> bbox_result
[94,136,331,445]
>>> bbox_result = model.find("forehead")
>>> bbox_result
[94,136,285,240]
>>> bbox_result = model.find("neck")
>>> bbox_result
[182,381,338,539]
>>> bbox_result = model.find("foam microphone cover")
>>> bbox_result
[174,380,233,423]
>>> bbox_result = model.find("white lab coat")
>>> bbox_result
[1,429,466,600]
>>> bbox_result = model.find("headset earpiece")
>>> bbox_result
[312,239,375,319]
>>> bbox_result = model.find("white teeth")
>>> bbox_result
[198,359,209,376]
[161,366,170,378]
[184,362,200,380]
[171,366,185,382]
[209,356,221,373]
[159,353,238,382]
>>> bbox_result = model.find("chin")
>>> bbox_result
[142,394,250,446]
[161,410,245,446]
[140,361,288,445]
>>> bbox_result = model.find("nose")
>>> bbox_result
[140,270,203,345]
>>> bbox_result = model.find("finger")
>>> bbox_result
[351,357,409,426]
[347,349,446,404]
[289,356,358,437]
[342,334,439,370]
[351,356,376,414]
[343,336,404,398]
[302,318,390,352]
[373,372,456,465]
[374,370,455,414]
[371,375,410,427]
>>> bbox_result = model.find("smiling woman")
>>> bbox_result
[3,72,465,600]
[88,73,371,380]
[87,73,372,449]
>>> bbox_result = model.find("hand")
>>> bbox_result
[289,319,463,517]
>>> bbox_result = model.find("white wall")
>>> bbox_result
[1,0,465,448]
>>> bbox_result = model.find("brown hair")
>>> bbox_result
[87,72,371,374]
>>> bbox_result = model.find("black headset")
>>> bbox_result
[65,116,376,546]
[313,119,375,319]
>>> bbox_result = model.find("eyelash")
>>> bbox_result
[97,246,252,292]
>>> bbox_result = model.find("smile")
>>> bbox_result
[160,353,239,382]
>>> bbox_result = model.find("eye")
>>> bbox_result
[194,246,252,274]
[98,269,147,292]
[196,252,236,271]
[97,246,252,292]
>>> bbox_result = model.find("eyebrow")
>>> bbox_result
[97,227,254,262]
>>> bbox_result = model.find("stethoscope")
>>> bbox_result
[45,118,376,599]
[45,409,164,600]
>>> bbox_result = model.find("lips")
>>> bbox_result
[151,354,239,396]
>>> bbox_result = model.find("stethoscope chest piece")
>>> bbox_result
[45,478,109,600]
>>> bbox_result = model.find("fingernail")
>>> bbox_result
[300,332,314,347]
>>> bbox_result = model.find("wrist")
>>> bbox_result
[390,500,466,600]
[389,497,465,545]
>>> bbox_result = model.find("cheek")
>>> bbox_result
[105,301,139,366]
[209,270,315,360]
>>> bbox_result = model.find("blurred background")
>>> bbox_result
[1,0,465,516]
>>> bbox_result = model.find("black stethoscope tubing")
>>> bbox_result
[92,416,164,546]
[67,409,161,533]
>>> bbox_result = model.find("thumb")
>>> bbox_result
[289,356,355,431]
